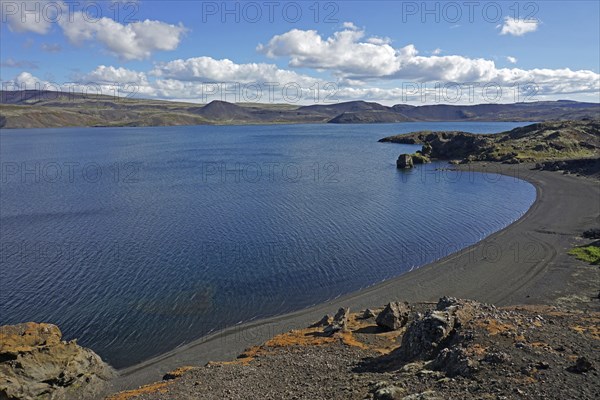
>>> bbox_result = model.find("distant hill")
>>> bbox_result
[393,101,600,122]
[328,111,412,124]
[1,90,599,129]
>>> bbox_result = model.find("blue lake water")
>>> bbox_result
[0,122,536,368]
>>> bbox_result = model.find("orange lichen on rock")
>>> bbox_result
[163,366,195,380]
[570,324,600,340]
[468,344,488,357]
[106,382,171,400]
[264,328,336,348]
[0,322,62,353]
[475,318,517,336]
[232,313,377,363]
[338,331,369,349]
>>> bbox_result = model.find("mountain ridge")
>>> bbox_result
[1,91,599,129]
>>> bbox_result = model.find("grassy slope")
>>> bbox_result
[380,120,600,163]
[569,245,600,265]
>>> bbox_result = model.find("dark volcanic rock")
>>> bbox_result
[383,131,492,161]
[392,298,484,378]
[311,314,332,328]
[396,154,414,169]
[380,120,600,167]
[361,309,377,319]
[568,357,594,373]
[536,157,600,178]
[398,306,459,360]
[370,382,405,399]
[376,302,411,331]
[324,307,350,336]
[583,228,600,239]
[431,346,479,377]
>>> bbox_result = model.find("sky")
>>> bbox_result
[1,0,599,105]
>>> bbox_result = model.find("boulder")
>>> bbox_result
[323,308,350,336]
[568,357,594,373]
[373,385,405,400]
[310,315,331,328]
[396,154,414,169]
[399,309,457,360]
[398,298,477,361]
[376,302,411,331]
[0,322,114,400]
[421,142,433,156]
[431,346,479,377]
[411,153,431,164]
[361,309,377,319]
[583,228,600,239]
[401,391,442,400]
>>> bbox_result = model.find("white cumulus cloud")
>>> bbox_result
[257,25,599,96]
[506,56,518,64]
[0,0,57,34]
[79,65,149,84]
[498,17,539,36]
[151,57,321,87]
[257,27,402,77]
[59,13,187,60]
[1,1,187,60]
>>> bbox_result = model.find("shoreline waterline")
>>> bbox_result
[1,122,536,369]
[112,162,554,390]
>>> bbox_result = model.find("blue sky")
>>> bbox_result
[1,0,599,104]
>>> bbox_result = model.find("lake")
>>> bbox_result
[0,122,536,368]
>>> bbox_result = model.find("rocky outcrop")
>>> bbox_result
[396,153,431,169]
[0,322,114,400]
[535,157,600,178]
[583,228,600,239]
[310,314,331,328]
[110,297,600,399]
[381,120,600,165]
[323,308,350,336]
[396,154,414,169]
[384,131,491,161]
[369,381,406,399]
[411,153,431,164]
[392,298,485,377]
[376,302,411,331]
[361,309,377,319]
[398,299,465,360]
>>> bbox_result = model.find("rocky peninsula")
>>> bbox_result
[379,120,600,172]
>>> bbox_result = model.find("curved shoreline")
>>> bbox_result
[111,163,600,392]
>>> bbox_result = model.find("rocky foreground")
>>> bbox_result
[109,297,599,400]
[0,322,114,400]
